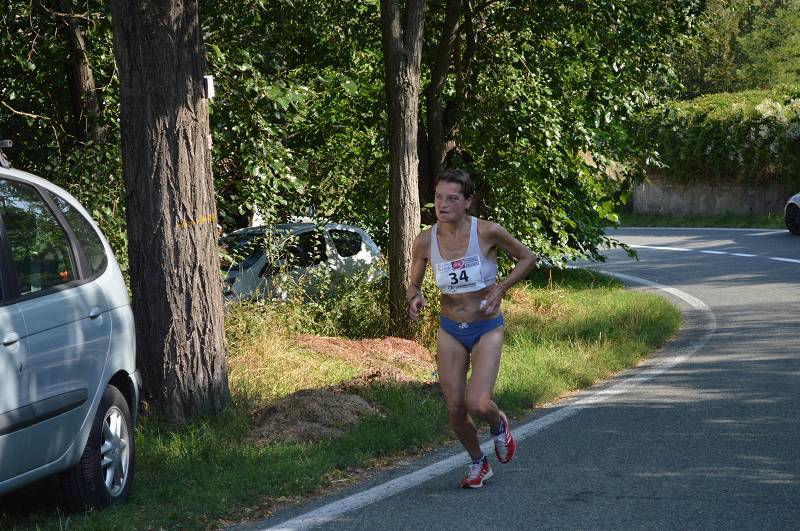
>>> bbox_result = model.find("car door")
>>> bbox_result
[262,228,332,299]
[0,178,110,473]
[285,228,332,291]
[0,268,31,482]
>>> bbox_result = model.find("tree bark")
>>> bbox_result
[54,0,106,143]
[110,0,228,422]
[423,0,461,197]
[418,0,489,207]
[380,0,424,337]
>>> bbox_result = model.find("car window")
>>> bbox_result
[0,179,77,295]
[286,231,327,268]
[221,230,272,270]
[329,229,363,258]
[46,192,108,276]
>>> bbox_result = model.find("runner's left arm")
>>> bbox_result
[481,223,538,315]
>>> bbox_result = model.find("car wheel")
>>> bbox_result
[786,204,800,236]
[60,385,135,512]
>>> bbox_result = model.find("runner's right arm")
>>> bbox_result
[407,230,430,321]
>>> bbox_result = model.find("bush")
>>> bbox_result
[227,258,441,349]
[635,87,800,187]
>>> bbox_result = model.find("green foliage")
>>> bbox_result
[232,257,440,348]
[634,87,800,185]
[202,1,311,229]
[204,0,701,263]
[675,0,800,97]
[1,0,701,272]
[203,1,389,245]
[274,263,393,339]
[0,2,127,270]
[737,1,800,88]
[447,0,700,262]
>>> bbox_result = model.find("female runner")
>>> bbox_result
[407,169,538,488]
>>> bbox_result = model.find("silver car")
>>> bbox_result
[786,192,800,236]
[0,166,139,510]
[221,222,383,301]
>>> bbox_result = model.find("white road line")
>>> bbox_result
[630,244,798,264]
[615,227,784,233]
[262,273,716,531]
[630,245,691,252]
[770,257,800,264]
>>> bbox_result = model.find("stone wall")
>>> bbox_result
[632,175,795,216]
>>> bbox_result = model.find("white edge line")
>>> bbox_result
[630,245,800,264]
[630,245,691,252]
[262,271,716,531]
[613,226,784,233]
[769,257,800,264]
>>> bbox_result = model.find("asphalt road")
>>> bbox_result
[246,227,800,531]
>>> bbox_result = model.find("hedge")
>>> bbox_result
[635,87,800,187]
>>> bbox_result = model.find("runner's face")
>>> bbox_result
[434,181,472,223]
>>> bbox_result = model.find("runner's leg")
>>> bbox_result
[465,326,504,431]
[437,327,482,460]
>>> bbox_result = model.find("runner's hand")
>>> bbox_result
[408,293,427,321]
[481,284,506,315]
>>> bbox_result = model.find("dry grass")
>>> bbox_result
[225,303,361,408]
[250,389,381,444]
[503,285,573,331]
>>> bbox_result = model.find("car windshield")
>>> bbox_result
[220,229,277,270]
[219,226,328,272]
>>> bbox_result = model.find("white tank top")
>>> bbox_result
[430,217,498,294]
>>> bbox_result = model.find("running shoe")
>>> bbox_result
[459,457,493,488]
[494,410,516,463]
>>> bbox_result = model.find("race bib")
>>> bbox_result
[435,254,486,294]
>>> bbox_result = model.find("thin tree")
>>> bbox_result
[54,0,107,144]
[110,0,228,422]
[380,0,425,336]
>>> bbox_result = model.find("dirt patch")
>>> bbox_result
[250,336,436,445]
[296,334,436,383]
[251,388,381,444]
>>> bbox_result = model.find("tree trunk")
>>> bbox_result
[418,0,491,208]
[417,118,435,225]
[110,0,228,422]
[423,0,461,196]
[380,0,424,337]
[54,0,106,143]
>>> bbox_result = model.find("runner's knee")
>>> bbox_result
[445,400,469,423]
[465,394,492,418]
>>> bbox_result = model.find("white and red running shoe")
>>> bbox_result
[459,457,493,488]
[494,410,516,463]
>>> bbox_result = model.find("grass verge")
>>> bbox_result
[0,268,681,530]
[616,211,785,229]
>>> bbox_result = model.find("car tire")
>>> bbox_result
[60,385,135,512]
[786,204,800,236]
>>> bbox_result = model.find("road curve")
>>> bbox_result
[246,227,800,531]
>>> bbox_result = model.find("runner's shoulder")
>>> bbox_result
[476,218,505,241]
[413,227,433,256]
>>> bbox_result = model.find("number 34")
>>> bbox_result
[449,270,469,284]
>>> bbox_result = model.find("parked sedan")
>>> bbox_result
[0,166,139,510]
[786,192,800,235]
[221,222,383,301]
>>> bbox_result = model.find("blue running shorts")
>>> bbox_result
[439,314,504,352]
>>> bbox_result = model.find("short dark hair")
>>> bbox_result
[435,168,474,199]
